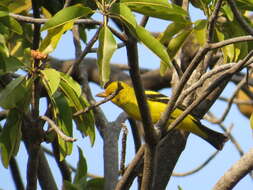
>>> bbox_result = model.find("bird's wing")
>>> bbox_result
[145,90,187,110]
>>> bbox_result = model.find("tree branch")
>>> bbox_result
[213,148,253,190]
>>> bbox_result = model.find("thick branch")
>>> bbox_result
[213,148,253,190]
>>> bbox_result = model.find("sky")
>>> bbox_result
[1,4,253,190]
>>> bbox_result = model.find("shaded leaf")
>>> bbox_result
[54,94,73,160]
[41,4,93,31]
[0,16,23,35]
[74,147,87,184]
[0,76,27,109]
[87,178,104,190]
[0,109,22,168]
[97,26,117,85]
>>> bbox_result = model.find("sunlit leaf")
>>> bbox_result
[41,4,93,31]
[193,19,207,45]
[109,3,137,30]
[40,22,74,54]
[40,68,61,96]
[0,109,22,168]
[121,0,188,22]
[97,26,117,86]
[159,21,190,44]
[167,29,192,59]
[136,25,171,67]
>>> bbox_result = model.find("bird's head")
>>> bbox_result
[96,81,129,104]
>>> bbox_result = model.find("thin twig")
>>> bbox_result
[40,116,77,142]
[211,75,248,124]
[167,50,253,133]
[67,27,101,75]
[115,145,145,190]
[207,0,223,42]
[63,0,72,8]
[177,63,236,105]
[172,150,219,177]
[218,97,253,105]
[9,13,101,25]
[73,83,123,116]
[120,123,128,175]
[227,0,253,36]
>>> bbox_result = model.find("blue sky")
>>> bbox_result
[1,4,253,190]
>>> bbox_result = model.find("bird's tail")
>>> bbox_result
[194,122,229,150]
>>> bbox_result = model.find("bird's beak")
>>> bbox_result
[96,91,107,98]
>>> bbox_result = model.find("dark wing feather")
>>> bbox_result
[145,90,187,110]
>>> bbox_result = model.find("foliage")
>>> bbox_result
[0,0,253,189]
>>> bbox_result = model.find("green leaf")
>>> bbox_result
[135,25,171,67]
[54,94,73,160]
[193,19,207,45]
[167,28,192,59]
[74,147,87,184]
[41,4,93,31]
[121,0,188,22]
[59,73,95,144]
[159,21,191,44]
[177,185,183,190]
[78,96,95,145]
[0,16,23,34]
[87,178,104,190]
[63,181,79,190]
[109,3,137,30]
[222,3,234,22]
[40,68,61,96]
[1,56,24,73]
[97,26,117,86]
[0,109,22,168]
[0,11,8,17]
[0,76,27,109]
[40,22,74,54]
[60,73,82,97]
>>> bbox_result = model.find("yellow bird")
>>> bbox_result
[97,81,228,150]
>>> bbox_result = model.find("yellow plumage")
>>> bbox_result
[97,81,228,150]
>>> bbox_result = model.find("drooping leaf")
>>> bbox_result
[73,147,87,184]
[109,3,137,30]
[97,26,117,86]
[54,94,73,160]
[59,73,95,144]
[121,0,188,22]
[159,21,191,44]
[41,4,93,31]
[40,68,61,96]
[167,28,192,59]
[135,25,171,67]
[0,76,27,109]
[40,22,74,54]
[0,109,22,168]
